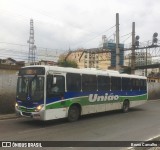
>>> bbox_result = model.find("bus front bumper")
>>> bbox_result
[15,108,44,120]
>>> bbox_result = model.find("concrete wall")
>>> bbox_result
[148,82,160,100]
[0,69,17,114]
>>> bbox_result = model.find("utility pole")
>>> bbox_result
[145,47,147,76]
[116,13,120,71]
[27,19,36,65]
[131,22,135,74]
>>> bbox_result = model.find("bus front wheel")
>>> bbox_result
[68,105,80,122]
[122,100,129,113]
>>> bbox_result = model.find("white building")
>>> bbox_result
[124,52,152,76]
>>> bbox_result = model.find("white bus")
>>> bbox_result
[15,66,147,121]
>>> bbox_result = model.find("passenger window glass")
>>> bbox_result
[98,76,110,91]
[140,79,147,90]
[111,77,121,91]
[122,78,131,90]
[67,73,81,92]
[82,74,97,92]
[131,79,139,90]
[47,75,65,98]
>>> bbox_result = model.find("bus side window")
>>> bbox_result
[47,75,53,97]
[131,79,139,90]
[97,76,110,91]
[82,74,97,92]
[140,79,147,90]
[47,75,65,98]
[122,78,131,91]
[55,76,65,93]
[111,76,121,91]
[66,73,81,92]
[47,75,53,89]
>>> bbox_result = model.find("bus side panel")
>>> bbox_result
[130,100,147,108]
[95,104,105,112]
[81,102,123,115]
[44,107,68,121]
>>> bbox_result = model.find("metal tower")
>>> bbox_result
[27,19,36,65]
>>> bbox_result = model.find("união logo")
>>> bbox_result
[89,93,119,102]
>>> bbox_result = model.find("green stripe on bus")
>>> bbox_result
[46,94,147,109]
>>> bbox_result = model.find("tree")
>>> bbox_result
[57,59,78,68]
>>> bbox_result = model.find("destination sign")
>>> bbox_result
[18,67,45,75]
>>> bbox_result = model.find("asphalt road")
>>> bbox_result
[0,100,160,150]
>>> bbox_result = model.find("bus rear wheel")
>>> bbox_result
[122,100,129,113]
[68,105,80,122]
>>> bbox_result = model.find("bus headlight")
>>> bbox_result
[15,103,19,109]
[35,105,44,112]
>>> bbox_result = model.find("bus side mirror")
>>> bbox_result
[53,77,57,84]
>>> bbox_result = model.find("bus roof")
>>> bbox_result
[22,65,147,79]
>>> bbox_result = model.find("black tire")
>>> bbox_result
[122,100,129,113]
[68,105,80,122]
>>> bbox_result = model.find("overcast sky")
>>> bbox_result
[0,0,160,55]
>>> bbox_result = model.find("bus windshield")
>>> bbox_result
[16,76,44,101]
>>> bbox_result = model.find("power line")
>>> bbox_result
[1,7,116,51]
[0,41,66,52]
[0,47,60,61]
[0,42,27,47]
[0,48,60,55]
[107,33,115,40]
[120,32,132,38]
[72,25,116,48]
[122,34,132,43]
[11,2,102,38]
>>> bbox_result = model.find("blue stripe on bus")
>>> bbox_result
[17,90,147,107]
[46,90,147,104]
